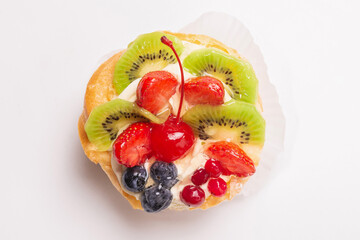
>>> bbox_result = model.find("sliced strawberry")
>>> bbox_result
[184,76,224,105]
[205,141,255,177]
[113,122,152,167]
[136,71,178,115]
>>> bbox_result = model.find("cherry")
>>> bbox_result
[191,168,210,186]
[205,159,223,178]
[151,115,195,162]
[150,36,195,162]
[180,185,205,207]
[208,178,227,197]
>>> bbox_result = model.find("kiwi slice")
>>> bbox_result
[113,32,184,94]
[85,99,160,151]
[182,100,265,145]
[183,48,258,104]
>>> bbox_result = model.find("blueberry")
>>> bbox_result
[150,161,178,188]
[141,184,173,213]
[122,166,148,193]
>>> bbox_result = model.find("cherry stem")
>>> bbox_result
[161,36,184,123]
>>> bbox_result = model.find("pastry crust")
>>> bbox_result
[78,32,260,211]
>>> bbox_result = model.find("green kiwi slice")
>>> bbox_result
[182,100,265,145]
[183,48,258,104]
[113,32,184,94]
[85,99,160,151]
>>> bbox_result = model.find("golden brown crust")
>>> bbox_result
[78,109,142,209]
[84,51,123,117]
[163,31,242,57]
[78,32,260,211]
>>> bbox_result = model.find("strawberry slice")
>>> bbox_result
[136,71,178,115]
[113,122,152,167]
[184,76,224,105]
[205,141,255,177]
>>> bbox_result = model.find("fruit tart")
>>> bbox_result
[78,31,265,212]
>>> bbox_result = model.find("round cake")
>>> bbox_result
[78,31,265,212]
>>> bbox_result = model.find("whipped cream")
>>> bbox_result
[112,41,260,210]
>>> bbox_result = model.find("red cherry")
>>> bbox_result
[191,168,210,186]
[150,115,195,162]
[136,71,178,115]
[207,178,227,197]
[180,185,205,207]
[184,76,225,105]
[148,37,195,162]
[205,159,223,178]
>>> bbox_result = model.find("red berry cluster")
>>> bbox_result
[180,159,228,207]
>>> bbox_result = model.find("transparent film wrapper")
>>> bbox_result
[179,12,286,197]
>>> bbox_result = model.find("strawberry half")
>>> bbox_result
[136,71,178,115]
[113,122,152,167]
[205,141,255,177]
[184,76,224,105]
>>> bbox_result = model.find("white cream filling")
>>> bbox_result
[111,41,260,210]
[117,78,140,102]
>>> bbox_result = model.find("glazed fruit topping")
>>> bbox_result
[141,184,173,213]
[150,161,178,188]
[191,168,210,186]
[113,32,184,95]
[151,115,195,162]
[122,165,148,193]
[136,71,178,115]
[205,141,255,177]
[113,122,152,167]
[84,99,158,151]
[205,159,223,178]
[207,178,227,197]
[182,100,265,145]
[184,76,225,105]
[183,48,258,104]
[149,36,195,162]
[180,185,205,207]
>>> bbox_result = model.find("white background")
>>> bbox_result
[1,0,360,239]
